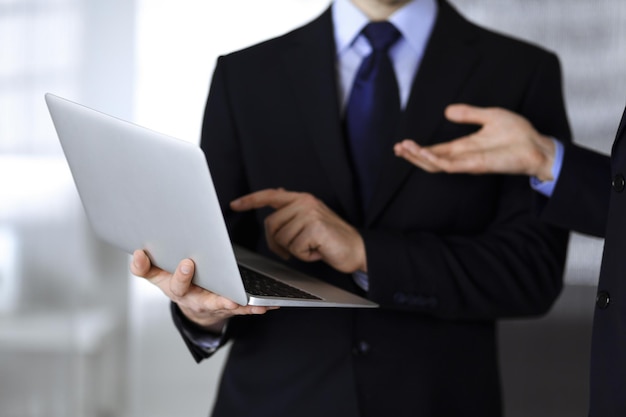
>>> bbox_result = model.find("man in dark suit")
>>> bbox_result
[395,104,626,416]
[131,0,571,416]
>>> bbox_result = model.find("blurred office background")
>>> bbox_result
[0,0,625,416]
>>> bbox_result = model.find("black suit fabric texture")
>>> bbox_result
[541,108,626,417]
[174,2,571,416]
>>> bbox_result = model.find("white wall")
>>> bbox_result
[0,1,135,416]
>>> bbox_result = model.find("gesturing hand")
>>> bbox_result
[394,104,556,181]
[230,188,367,274]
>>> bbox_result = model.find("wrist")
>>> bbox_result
[179,305,227,334]
[533,134,556,182]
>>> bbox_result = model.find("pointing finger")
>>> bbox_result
[230,188,298,211]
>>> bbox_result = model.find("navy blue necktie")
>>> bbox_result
[345,22,401,209]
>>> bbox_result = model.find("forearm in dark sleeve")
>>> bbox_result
[539,143,611,237]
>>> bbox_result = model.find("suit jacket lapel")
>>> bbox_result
[365,1,481,225]
[280,8,361,222]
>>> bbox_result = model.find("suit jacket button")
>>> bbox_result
[612,174,625,192]
[596,291,610,309]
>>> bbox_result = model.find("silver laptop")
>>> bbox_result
[45,93,377,308]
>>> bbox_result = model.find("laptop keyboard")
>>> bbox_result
[238,265,321,300]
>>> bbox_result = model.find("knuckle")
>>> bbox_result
[299,193,317,207]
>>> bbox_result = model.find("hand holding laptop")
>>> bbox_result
[46,93,376,309]
[231,188,368,274]
[131,249,277,332]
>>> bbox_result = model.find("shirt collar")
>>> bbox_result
[332,0,438,55]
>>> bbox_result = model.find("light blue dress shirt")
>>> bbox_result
[333,0,438,112]
[332,0,438,291]
[530,139,564,197]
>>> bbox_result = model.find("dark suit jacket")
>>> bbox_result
[541,109,626,417]
[174,2,571,416]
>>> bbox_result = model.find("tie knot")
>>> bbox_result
[362,21,401,52]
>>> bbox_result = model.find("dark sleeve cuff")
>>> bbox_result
[170,302,230,363]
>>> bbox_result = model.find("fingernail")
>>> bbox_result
[180,263,192,275]
[230,199,241,209]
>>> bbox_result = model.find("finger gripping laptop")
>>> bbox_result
[45,93,377,308]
